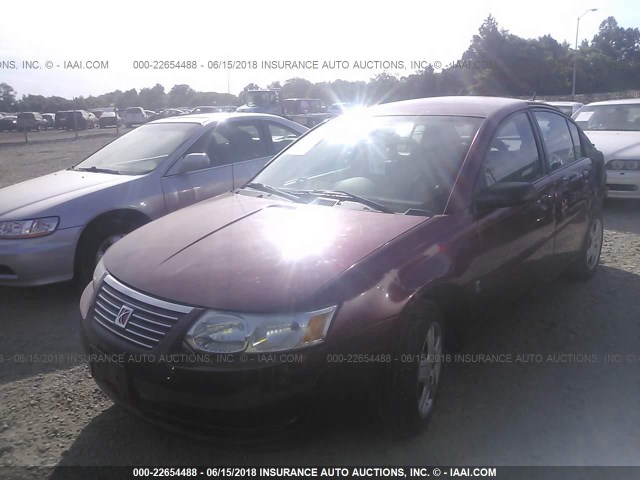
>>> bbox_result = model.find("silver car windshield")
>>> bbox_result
[574,104,640,131]
[75,123,200,175]
[253,114,483,214]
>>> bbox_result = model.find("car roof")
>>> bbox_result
[150,112,296,126]
[585,98,640,106]
[366,96,537,118]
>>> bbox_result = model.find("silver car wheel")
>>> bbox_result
[95,234,126,264]
[416,321,443,419]
[586,218,603,270]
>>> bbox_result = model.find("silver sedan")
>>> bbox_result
[0,113,307,286]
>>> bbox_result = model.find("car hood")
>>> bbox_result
[0,169,137,219]
[583,131,640,160]
[105,193,428,312]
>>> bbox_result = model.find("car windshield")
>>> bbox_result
[253,114,483,214]
[75,123,199,175]
[573,104,640,131]
[125,108,143,115]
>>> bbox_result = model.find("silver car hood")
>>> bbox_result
[0,169,137,219]
[584,131,640,160]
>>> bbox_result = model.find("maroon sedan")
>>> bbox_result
[79,97,605,437]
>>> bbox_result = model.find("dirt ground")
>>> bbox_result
[0,139,639,476]
[0,134,116,189]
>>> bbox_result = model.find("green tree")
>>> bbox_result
[242,83,261,92]
[281,78,314,98]
[0,83,16,111]
[167,84,195,108]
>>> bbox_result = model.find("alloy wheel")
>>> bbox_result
[416,321,443,418]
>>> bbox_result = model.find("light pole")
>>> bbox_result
[572,8,598,98]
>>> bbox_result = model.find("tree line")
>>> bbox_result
[1,15,639,113]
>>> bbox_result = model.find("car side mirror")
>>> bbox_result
[475,182,537,212]
[177,153,210,174]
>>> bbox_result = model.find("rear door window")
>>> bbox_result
[534,111,577,170]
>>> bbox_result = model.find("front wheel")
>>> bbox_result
[378,300,445,437]
[75,218,142,286]
[567,213,603,281]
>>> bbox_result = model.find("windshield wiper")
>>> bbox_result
[294,189,395,214]
[242,182,302,202]
[72,166,123,175]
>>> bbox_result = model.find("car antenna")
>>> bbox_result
[530,92,537,101]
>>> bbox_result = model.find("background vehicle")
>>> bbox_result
[55,111,69,129]
[329,102,363,115]
[65,110,97,130]
[216,105,239,112]
[0,113,307,286]
[282,98,332,127]
[155,109,185,119]
[41,113,55,129]
[573,98,640,198]
[90,109,106,119]
[121,107,148,127]
[16,112,48,131]
[546,101,584,117]
[0,115,17,131]
[191,106,219,114]
[78,97,605,438]
[236,89,283,115]
[98,111,121,128]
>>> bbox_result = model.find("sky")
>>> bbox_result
[0,0,638,99]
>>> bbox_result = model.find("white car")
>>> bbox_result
[573,98,640,199]
[121,107,148,128]
[546,101,584,117]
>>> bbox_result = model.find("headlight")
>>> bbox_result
[185,306,337,354]
[92,258,108,289]
[608,160,640,170]
[0,217,59,239]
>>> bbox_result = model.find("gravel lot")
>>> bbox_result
[0,138,639,476]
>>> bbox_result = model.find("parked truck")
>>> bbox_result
[236,89,283,115]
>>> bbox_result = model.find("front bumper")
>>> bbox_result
[79,281,337,435]
[606,170,640,199]
[0,226,82,286]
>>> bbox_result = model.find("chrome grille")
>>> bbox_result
[92,275,193,350]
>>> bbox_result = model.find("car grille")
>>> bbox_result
[92,275,193,350]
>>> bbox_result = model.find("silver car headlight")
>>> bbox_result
[185,306,337,354]
[0,217,59,239]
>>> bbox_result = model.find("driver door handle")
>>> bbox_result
[561,173,579,182]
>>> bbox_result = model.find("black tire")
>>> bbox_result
[75,218,142,286]
[566,212,603,281]
[377,300,446,437]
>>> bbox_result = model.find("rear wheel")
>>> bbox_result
[567,213,603,281]
[75,218,142,286]
[378,300,445,437]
